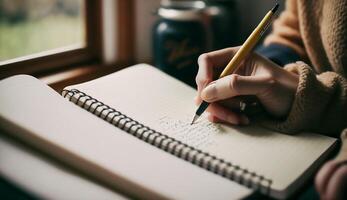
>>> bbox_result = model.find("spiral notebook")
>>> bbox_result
[0,64,337,199]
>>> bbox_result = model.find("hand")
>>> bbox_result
[315,159,347,200]
[195,47,299,125]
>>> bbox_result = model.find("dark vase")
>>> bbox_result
[152,0,209,87]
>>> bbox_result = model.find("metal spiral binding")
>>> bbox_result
[62,89,272,194]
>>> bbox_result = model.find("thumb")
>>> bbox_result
[200,74,275,102]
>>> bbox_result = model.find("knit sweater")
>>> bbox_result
[261,0,347,160]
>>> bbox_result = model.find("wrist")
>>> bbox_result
[285,69,299,92]
[268,60,300,92]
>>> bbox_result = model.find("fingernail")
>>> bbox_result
[240,115,250,125]
[201,81,217,101]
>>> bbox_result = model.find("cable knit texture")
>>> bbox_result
[261,0,347,159]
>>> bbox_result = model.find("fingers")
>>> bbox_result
[315,160,347,200]
[325,163,347,200]
[206,103,249,125]
[315,160,340,196]
[207,113,221,123]
[196,47,239,98]
[200,74,275,102]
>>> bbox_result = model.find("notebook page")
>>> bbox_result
[0,75,251,199]
[0,134,127,200]
[67,64,336,193]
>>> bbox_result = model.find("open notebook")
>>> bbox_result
[0,64,337,199]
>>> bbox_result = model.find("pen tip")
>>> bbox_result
[190,115,199,125]
[271,3,279,13]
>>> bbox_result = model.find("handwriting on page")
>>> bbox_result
[158,116,221,149]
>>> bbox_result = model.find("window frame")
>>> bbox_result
[0,0,133,79]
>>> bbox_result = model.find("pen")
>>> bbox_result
[191,3,279,125]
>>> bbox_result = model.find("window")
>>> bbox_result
[0,0,85,61]
[0,0,105,79]
[0,0,135,81]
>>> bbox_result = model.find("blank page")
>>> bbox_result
[0,75,251,200]
[67,64,336,197]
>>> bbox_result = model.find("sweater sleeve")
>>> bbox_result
[259,61,347,138]
[263,0,307,59]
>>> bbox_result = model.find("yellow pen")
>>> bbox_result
[191,3,279,125]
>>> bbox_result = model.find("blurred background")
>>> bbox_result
[0,0,284,88]
[0,0,282,63]
[137,0,281,62]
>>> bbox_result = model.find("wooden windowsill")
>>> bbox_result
[1,0,136,92]
[39,62,133,93]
